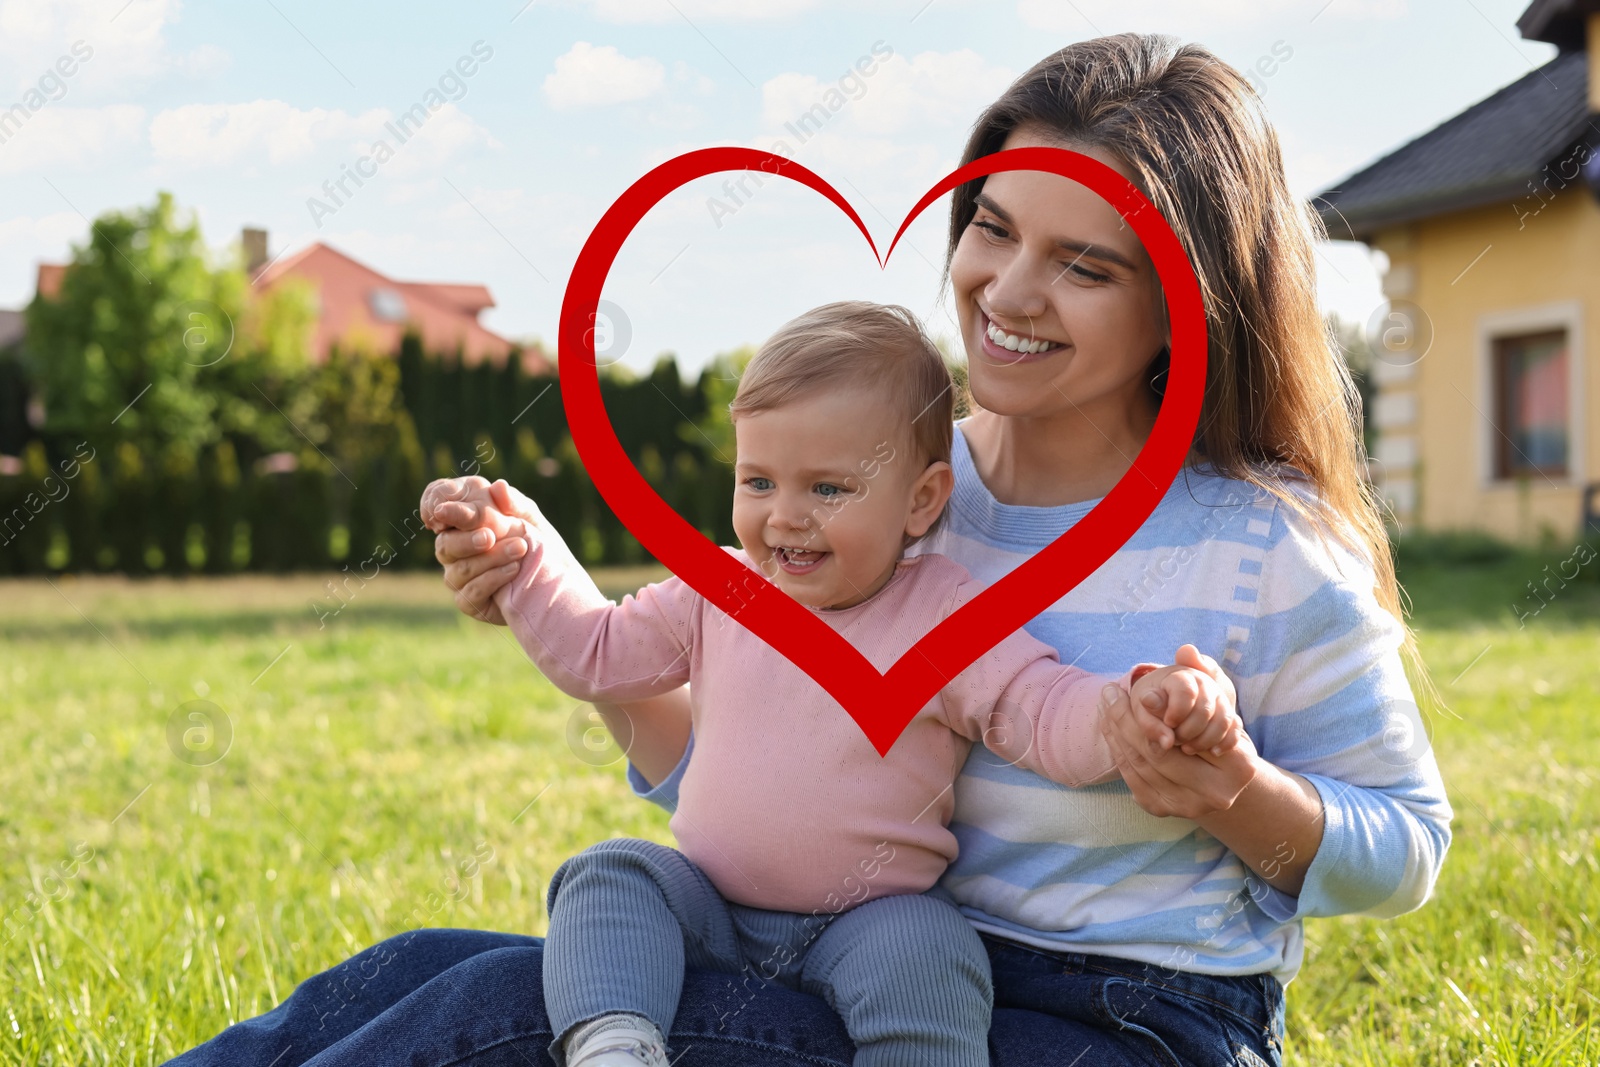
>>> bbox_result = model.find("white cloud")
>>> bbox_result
[149,104,503,255]
[439,184,528,222]
[0,211,84,306]
[381,105,504,175]
[673,60,716,96]
[533,0,931,20]
[0,105,146,175]
[761,48,1013,136]
[178,42,231,79]
[544,42,667,109]
[748,49,1013,199]
[0,0,228,98]
[1016,0,1405,33]
[149,101,384,167]
[0,211,81,248]
[574,0,820,22]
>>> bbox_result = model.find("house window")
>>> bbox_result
[368,287,408,323]
[1492,329,1569,479]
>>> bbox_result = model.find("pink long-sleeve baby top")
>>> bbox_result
[495,528,1120,913]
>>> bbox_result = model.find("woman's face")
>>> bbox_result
[949,126,1170,429]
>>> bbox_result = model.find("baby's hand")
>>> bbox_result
[421,476,525,543]
[427,479,547,627]
[1127,644,1241,757]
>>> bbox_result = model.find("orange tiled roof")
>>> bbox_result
[252,242,551,371]
[33,246,550,373]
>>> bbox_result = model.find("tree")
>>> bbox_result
[933,334,972,420]
[687,345,754,470]
[300,342,418,472]
[1327,313,1376,453]
[23,191,315,463]
[0,346,30,456]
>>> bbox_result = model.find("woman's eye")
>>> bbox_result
[973,219,1009,240]
[1063,263,1111,283]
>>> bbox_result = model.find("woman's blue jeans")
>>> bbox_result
[163,927,1286,1066]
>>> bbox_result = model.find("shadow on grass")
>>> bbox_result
[14,545,1591,641]
[1,602,468,644]
[1,568,669,644]
[1395,530,1600,630]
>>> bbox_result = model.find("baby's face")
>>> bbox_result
[732,390,930,610]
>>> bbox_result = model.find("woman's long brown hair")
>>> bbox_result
[948,33,1429,693]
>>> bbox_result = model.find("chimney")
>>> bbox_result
[36,263,66,301]
[242,227,268,277]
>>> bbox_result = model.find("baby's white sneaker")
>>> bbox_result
[564,1012,670,1067]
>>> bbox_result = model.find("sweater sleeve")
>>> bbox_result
[1239,494,1453,922]
[628,730,694,811]
[492,524,699,703]
[937,578,1126,788]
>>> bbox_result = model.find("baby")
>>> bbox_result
[421,301,1241,1067]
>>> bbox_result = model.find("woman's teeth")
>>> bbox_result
[986,321,1063,355]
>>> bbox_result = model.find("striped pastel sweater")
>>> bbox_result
[633,421,1452,983]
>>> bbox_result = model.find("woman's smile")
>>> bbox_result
[975,308,1070,365]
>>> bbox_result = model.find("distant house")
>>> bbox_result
[245,230,551,372]
[1315,0,1600,541]
[32,227,551,374]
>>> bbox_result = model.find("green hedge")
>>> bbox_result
[1,334,740,576]
[0,430,736,576]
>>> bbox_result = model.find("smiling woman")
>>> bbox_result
[950,136,1170,493]
[170,31,1450,1067]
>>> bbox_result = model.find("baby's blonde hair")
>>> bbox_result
[730,301,955,541]
[732,301,954,466]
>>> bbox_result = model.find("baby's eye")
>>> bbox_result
[814,483,848,498]
[744,476,774,491]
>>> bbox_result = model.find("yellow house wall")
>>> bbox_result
[1376,183,1597,542]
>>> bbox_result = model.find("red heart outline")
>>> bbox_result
[559,147,1206,756]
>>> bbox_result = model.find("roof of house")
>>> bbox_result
[1313,49,1594,241]
[398,281,495,317]
[252,242,550,371]
[1518,0,1600,49]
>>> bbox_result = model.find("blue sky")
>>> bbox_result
[0,0,1557,374]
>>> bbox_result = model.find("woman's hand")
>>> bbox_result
[1097,679,1259,821]
[426,477,542,626]
[1098,663,1326,897]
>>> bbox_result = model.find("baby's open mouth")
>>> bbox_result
[775,546,828,574]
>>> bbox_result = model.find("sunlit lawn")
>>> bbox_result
[2,549,1596,1065]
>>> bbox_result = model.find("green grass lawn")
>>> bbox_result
[2,552,1597,1065]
